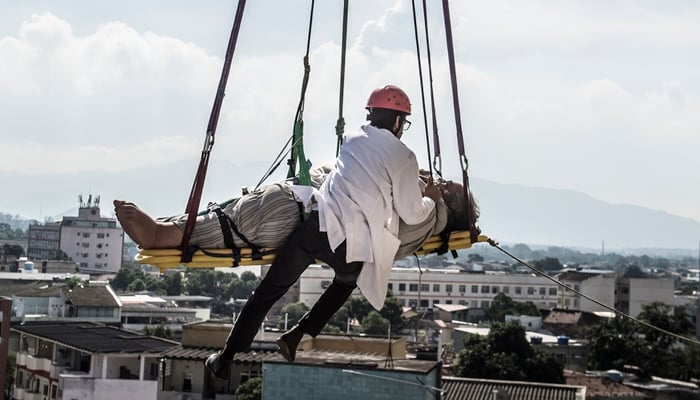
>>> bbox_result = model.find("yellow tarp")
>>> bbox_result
[136,231,490,272]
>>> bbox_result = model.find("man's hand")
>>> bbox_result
[423,178,443,203]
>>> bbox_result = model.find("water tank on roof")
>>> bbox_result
[606,369,622,382]
[557,335,570,346]
[23,261,35,271]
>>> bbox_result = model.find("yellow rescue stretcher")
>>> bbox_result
[136,231,490,272]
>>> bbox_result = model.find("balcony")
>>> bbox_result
[25,355,52,372]
[13,388,43,400]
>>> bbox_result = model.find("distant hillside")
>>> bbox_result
[2,160,699,252]
[471,179,700,252]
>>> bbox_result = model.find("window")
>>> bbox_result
[388,283,393,291]
[492,286,500,294]
[82,232,90,238]
[446,300,452,305]
[539,287,546,295]
[433,299,439,305]
[481,301,490,308]
[97,233,105,238]
[433,284,440,292]
[503,286,510,294]
[574,285,580,292]
[515,286,522,295]
[81,243,90,248]
[574,299,580,308]
[527,287,535,295]
[409,283,419,292]
[399,283,406,292]
[445,284,453,293]
[421,284,430,292]
[549,287,557,295]
[471,285,478,293]
[481,285,489,293]
[459,285,466,293]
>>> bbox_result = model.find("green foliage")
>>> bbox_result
[362,311,390,335]
[0,222,25,240]
[533,257,563,271]
[623,265,649,278]
[467,253,484,262]
[485,293,539,322]
[586,302,696,379]
[235,377,262,400]
[5,350,16,399]
[65,276,85,289]
[164,272,183,296]
[142,325,172,339]
[2,243,24,258]
[278,302,310,329]
[453,321,564,383]
[110,263,165,294]
[326,291,404,334]
[226,271,260,300]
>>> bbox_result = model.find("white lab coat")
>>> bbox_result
[313,124,436,310]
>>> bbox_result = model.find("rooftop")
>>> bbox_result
[12,321,178,354]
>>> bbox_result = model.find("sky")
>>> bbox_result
[1,0,699,225]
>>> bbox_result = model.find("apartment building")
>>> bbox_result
[28,195,123,275]
[12,321,177,400]
[299,266,560,313]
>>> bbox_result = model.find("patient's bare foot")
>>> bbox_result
[114,200,160,249]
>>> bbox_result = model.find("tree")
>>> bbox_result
[485,293,539,322]
[623,265,648,278]
[235,377,262,400]
[533,257,563,271]
[362,311,390,335]
[453,321,564,383]
[278,302,310,330]
[128,278,146,292]
[586,303,695,379]
[143,325,172,339]
[65,276,85,289]
[4,351,15,400]
[164,273,183,296]
[2,243,24,258]
[468,253,484,262]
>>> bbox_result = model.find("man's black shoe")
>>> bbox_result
[276,326,304,363]
[205,352,231,380]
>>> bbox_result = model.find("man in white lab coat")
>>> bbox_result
[206,85,443,379]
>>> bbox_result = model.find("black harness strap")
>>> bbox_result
[208,202,263,262]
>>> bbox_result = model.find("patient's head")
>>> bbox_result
[420,172,479,233]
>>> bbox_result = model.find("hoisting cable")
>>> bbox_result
[409,0,434,178]
[487,238,700,347]
[180,0,247,263]
[441,0,480,244]
[420,0,443,177]
[253,0,316,190]
[334,0,349,156]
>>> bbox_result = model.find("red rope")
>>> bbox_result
[180,0,247,262]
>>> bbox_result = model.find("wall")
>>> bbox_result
[61,376,158,400]
[262,363,440,400]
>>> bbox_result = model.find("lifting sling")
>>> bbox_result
[135,0,490,272]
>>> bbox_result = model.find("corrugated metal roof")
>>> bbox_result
[12,321,178,354]
[64,285,120,307]
[442,376,584,400]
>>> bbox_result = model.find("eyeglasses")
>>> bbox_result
[403,119,412,131]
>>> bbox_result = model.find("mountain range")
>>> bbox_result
[2,159,699,255]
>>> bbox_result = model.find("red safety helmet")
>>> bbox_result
[365,85,411,115]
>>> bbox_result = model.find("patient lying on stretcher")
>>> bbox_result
[114,166,479,260]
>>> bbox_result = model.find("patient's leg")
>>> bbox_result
[113,200,183,249]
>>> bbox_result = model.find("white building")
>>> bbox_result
[299,266,560,313]
[12,321,177,400]
[298,266,676,318]
[28,195,123,275]
[556,270,617,312]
